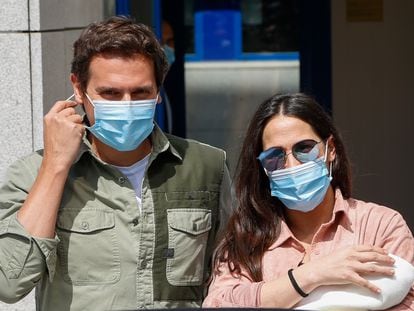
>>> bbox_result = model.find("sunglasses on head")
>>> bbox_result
[257,139,323,172]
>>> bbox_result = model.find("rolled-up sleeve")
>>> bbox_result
[0,213,59,303]
[203,261,264,307]
[0,154,59,303]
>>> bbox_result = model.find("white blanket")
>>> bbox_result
[295,254,414,311]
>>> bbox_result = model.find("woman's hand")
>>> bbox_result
[297,245,395,294]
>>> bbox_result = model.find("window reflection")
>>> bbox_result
[184,0,299,57]
[242,0,299,53]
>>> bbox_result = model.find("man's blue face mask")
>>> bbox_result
[163,44,175,66]
[85,93,158,151]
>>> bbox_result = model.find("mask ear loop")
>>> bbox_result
[81,93,96,128]
[325,136,336,180]
[66,94,75,101]
[324,138,333,179]
[84,93,96,108]
[323,140,329,162]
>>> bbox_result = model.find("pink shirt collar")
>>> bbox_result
[269,188,351,250]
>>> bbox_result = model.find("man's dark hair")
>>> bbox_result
[71,16,168,92]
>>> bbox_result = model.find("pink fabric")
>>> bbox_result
[203,189,414,309]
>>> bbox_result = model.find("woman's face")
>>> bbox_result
[262,115,335,170]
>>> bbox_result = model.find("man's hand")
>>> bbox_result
[17,97,86,238]
[42,99,85,171]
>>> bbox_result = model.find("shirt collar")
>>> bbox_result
[331,188,353,229]
[269,188,351,249]
[72,133,92,163]
[149,123,183,162]
[269,217,295,250]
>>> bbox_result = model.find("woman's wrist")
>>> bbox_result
[288,269,309,297]
[291,264,321,295]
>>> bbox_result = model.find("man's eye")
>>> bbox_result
[104,91,118,96]
[132,91,153,100]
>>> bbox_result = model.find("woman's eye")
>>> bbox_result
[295,141,318,153]
[299,146,313,153]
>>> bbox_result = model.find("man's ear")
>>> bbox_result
[70,73,83,103]
[156,92,162,104]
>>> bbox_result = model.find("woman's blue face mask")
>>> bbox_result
[259,140,333,212]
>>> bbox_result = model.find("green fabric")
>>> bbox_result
[0,125,228,310]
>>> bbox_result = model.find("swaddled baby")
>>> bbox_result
[296,255,414,311]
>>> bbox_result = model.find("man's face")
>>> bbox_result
[73,53,158,126]
[162,21,174,49]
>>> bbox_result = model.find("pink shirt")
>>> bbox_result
[203,189,414,309]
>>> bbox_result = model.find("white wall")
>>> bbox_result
[0,0,104,182]
[332,0,414,230]
[0,1,33,184]
[0,1,104,309]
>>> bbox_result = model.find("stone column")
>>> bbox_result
[0,1,105,309]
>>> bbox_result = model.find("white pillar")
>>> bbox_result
[0,1,105,309]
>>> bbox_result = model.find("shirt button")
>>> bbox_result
[140,259,147,269]
[81,221,89,230]
[10,272,18,278]
[118,177,126,184]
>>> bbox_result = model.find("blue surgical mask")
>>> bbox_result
[85,94,157,151]
[267,144,332,212]
[163,44,175,65]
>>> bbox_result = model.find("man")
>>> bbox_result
[161,20,175,65]
[0,16,231,310]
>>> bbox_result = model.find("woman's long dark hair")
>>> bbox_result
[214,93,352,281]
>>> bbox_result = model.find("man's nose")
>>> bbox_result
[121,94,132,101]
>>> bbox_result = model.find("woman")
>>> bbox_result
[203,93,414,309]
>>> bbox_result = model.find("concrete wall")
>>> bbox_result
[0,0,104,180]
[331,0,414,230]
[0,1,105,309]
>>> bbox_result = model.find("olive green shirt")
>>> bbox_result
[0,125,231,310]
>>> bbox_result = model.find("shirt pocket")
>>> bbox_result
[166,208,212,286]
[56,208,120,285]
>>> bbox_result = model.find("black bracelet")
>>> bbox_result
[288,268,309,297]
